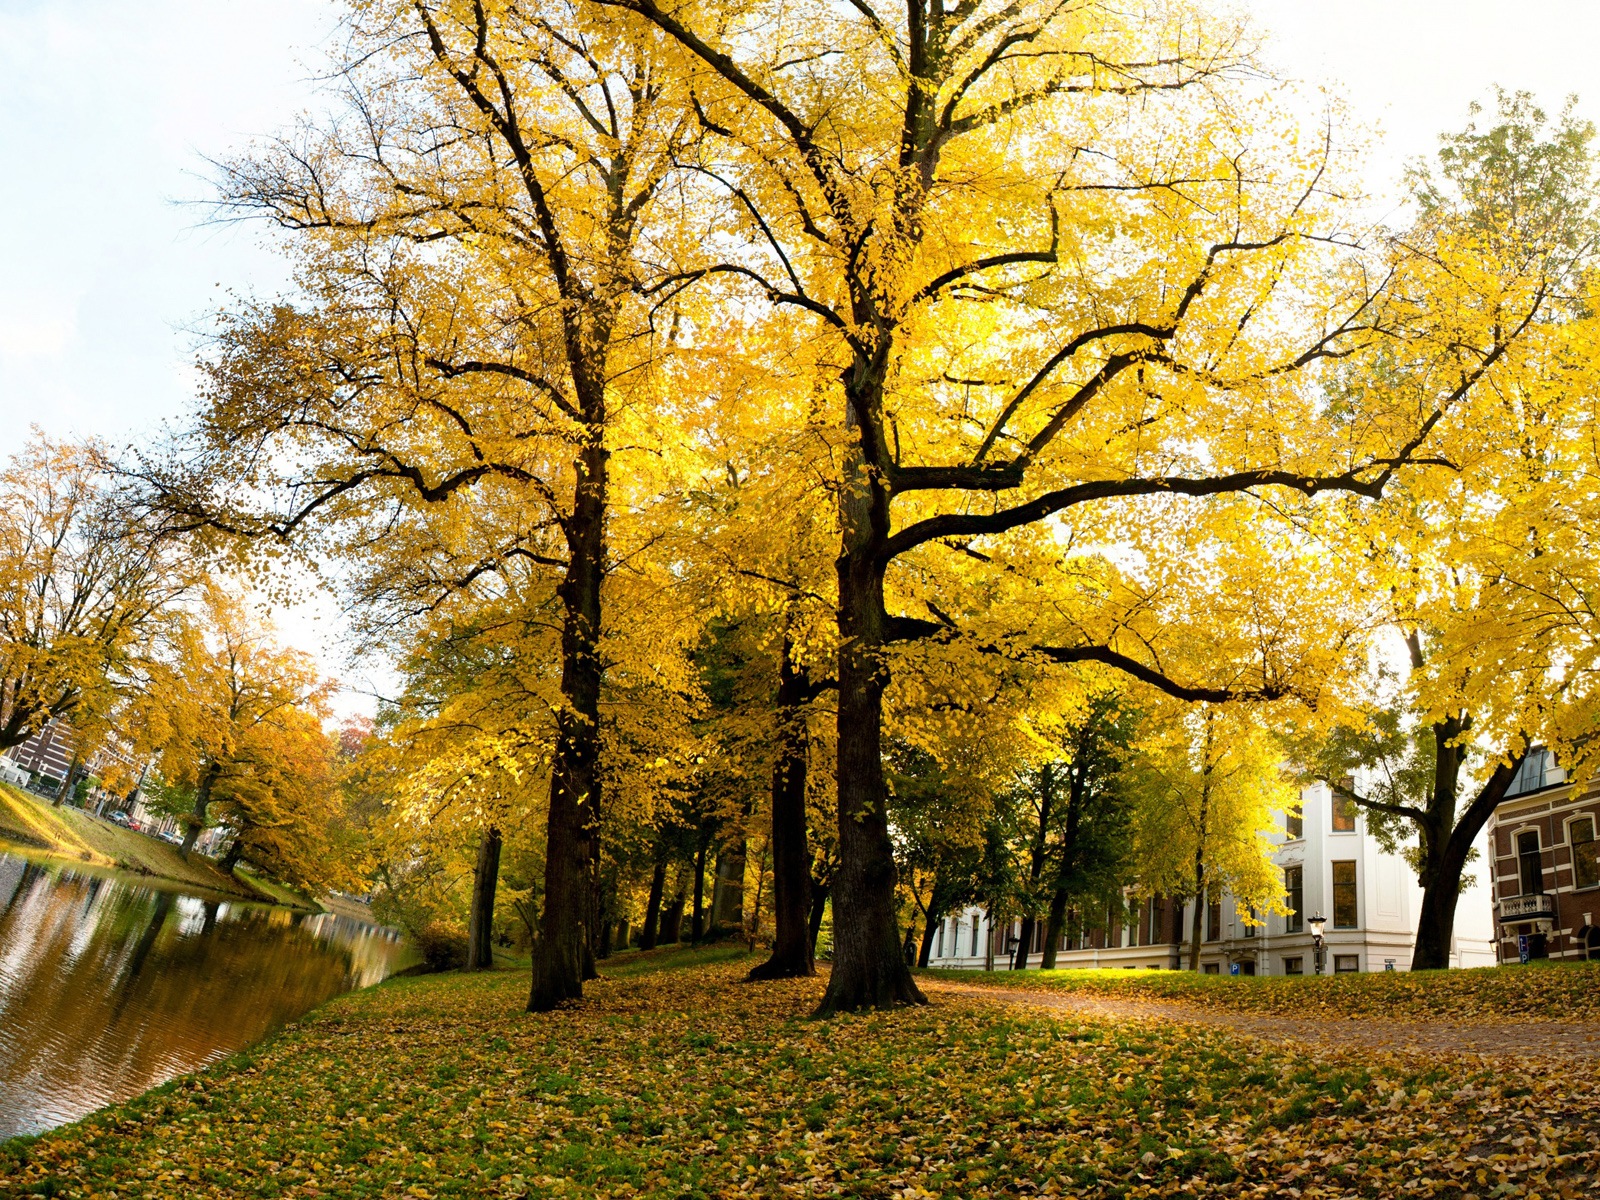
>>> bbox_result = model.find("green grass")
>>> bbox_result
[924,957,1600,1021]
[3,949,1597,1198]
[0,782,297,905]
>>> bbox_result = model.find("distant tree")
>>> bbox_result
[132,584,335,876]
[0,434,186,753]
[1129,706,1294,971]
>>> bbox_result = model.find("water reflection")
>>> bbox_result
[0,849,411,1140]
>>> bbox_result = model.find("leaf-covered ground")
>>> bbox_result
[4,946,1597,1198]
[924,960,1600,1022]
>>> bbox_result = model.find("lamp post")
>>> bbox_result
[1308,913,1327,975]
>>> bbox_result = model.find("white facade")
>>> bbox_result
[928,781,1497,974]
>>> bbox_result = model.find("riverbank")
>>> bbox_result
[4,945,1598,1197]
[0,782,313,907]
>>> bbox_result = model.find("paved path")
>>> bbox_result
[922,978,1600,1060]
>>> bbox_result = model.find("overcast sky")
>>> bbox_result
[2,0,1598,699]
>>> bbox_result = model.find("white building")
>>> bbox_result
[928,781,1497,974]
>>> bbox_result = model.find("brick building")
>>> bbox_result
[1486,749,1600,963]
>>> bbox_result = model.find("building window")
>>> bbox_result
[935,924,944,958]
[1571,818,1599,890]
[1517,830,1543,897]
[1332,788,1357,832]
[1332,860,1358,928]
[1284,866,1304,933]
[1333,954,1360,974]
[1283,956,1304,975]
[1507,748,1565,798]
[1243,905,1257,937]
[1202,962,1220,974]
[1206,894,1221,942]
[972,916,982,956]
[1285,806,1303,839]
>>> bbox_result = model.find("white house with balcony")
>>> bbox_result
[927,780,1497,974]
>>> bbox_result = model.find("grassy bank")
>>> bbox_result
[925,958,1600,1022]
[0,782,310,906]
[4,948,1597,1198]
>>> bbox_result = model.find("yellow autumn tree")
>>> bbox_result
[0,433,189,756]
[590,0,1565,1013]
[129,583,338,886]
[146,0,713,1010]
[1128,704,1295,971]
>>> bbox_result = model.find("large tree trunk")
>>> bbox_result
[749,638,815,980]
[1409,728,1522,970]
[711,840,746,932]
[528,434,607,1013]
[467,825,503,971]
[817,401,924,1012]
[179,761,221,857]
[219,837,245,874]
[640,853,667,951]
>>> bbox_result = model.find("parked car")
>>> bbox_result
[158,830,183,846]
[105,810,132,827]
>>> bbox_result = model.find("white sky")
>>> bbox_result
[2,0,1599,709]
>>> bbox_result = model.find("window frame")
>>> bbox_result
[1205,894,1221,942]
[1516,829,1544,897]
[1569,816,1599,891]
[1333,954,1360,974]
[1285,806,1304,839]
[1284,865,1303,933]
[1331,859,1358,929]
[1331,790,1357,833]
[1283,956,1304,975]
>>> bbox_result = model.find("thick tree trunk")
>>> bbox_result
[219,837,245,874]
[815,364,924,1015]
[749,640,815,980]
[640,854,666,951]
[467,825,502,971]
[179,761,221,858]
[661,885,685,944]
[1410,744,1521,969]
[528,434,607,1013]
[711,840,746,932]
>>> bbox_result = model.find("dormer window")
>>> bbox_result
[1506,748,1565,798]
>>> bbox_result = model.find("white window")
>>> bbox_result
[1334,954,1360,974]
[1283,956,1303,975]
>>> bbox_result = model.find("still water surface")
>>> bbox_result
[0,848,412,1140]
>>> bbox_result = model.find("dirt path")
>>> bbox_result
[922,977,1600,1060]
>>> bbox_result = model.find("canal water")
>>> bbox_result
[0,847,413,1140]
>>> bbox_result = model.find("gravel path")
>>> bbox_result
[922,978,1600,1060]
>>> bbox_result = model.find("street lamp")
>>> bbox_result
[1307,913,1327,975]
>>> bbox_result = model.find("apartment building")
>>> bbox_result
[1486,749,1600,963]
[928,780,1496,974]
